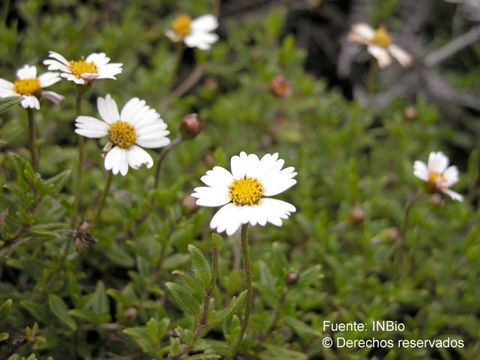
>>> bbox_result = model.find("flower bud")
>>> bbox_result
[285,272,299,285]
[349,207,366,224]
[430,193,443,206]
[181,194,199,215]
[123,307,137,321]
[403,106,417,121]
[269,75,291,98]
[180,113,203,139]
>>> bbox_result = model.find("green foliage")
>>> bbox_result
[0,1,479,359]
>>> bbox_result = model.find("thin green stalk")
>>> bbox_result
[71,94,84,228]
[160,44,184,111]
[231,224,252,356]
[26,108,38,173]
[366,60,378,97]
[154,136,182,188]
[93,171,113,224]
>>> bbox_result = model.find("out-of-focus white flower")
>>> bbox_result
[192,152,297,235]
[347,23,412,68]
[75,94,170,176]
[0,65,64,109]
[166,14,219,50]
[43,51,122,85]
[413,151,463,201]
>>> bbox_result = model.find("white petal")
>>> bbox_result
[210,203,242,236]
[38,72,61,88]
[17,65,36,80]
[62,73,85,84]
[443,166,459,187]
[126,145,153,170]
[46,51,70,66]
[166,30,182,42]
[262,167,297,196]
[200,166,234,187]
[75,116,109,138]
[367,45,392,68]
[428,152,449,174]
[184,32,218,50]
[0,89,17,97]
[388,44,412,67]
[120,98,147,125]
[105,146,128,176]
[350,23,375,41]
[442,189,463,202]
[192,186,230,207]
[97,94,120,124]
[230,151,250,179]
[413,160,429,182]
[41,91,64,104]
[86,52,110,66]
[21,95,39,109]
[0,78,14,89]
[135,132,170,148]
[192,15,218,32]
[260,198,296,227]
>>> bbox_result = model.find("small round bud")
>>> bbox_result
[403,106,417,121]
[123,307,137,321]
[349,207,366,224]
[285,272,299,285]
[181,194,199,215]
[269,75,291,98]
[385,227,400,243]
[180,113,203,139]
[430,193,443,206]
[204,153,215,167]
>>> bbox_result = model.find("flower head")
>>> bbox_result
[75,94,170,176]
[166,14,219,50]
[43,51,122,85]
[269,75,291,98]
[192,152,297,235]
[0,65,64,109]
[413,151,463,201]
[347,23,412,68]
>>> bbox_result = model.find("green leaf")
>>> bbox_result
[123,326,155,353]
[213,291,246,324]
[0,332,9,342]
[188,244,211,288]
[172,270,204,296]
[175,326,195,346]
[296,265,323,288]
[42,170,71,197]
[0,299,12,327]
[0,96,22,115]
[259,344,307,360]
[166,282,201,317]
[211,233,224,249]
[184,355,222,360]
[48,294,76,330]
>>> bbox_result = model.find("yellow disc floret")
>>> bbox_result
[173,15,192,37]
[372,28,391,48]
[108,121,136,148]
[229,175,264,206]
[428,172,446,188]
[13,78,40,95]
[69,57,98,78]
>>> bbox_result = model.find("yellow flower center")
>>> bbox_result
[229,175,264,206]
[69,57,98,78]
[173,15,192,37]
[108,121,136,148]
[372,28,391,48]
[13,78,40,95]
[428,171,446,187]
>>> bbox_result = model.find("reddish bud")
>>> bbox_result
[269,75,291,98]
[403,106,417,121]
[349,207,366,224]
[181,194,199,215]
[285,272,299,285]
[180,113,203,139]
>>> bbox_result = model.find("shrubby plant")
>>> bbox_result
[0,1,479,360]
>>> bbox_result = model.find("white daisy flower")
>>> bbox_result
[347,23,412,68]
[43,51,123,85]
[413,151,463,202]
[0,64,64,110]
[74,94,170,176]
[166,14,219,50]
[192,152,297,235]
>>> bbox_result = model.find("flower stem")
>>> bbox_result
[26,108,38,173]
[366,60,378,97]
[93,171,113,224]
[231,224,252,356]
[154,136,182,188]
[160,44,184,111]
[71,94,84,228]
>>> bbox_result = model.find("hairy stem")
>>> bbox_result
[231,224,252,356]
[71,93,84,228]
[27,108,38,173]
[154,136,182,188]
[93,171,113,224]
